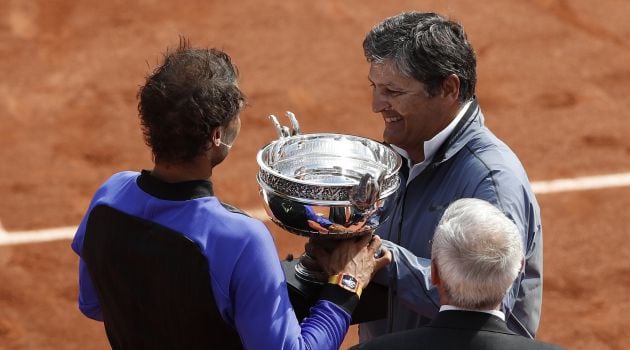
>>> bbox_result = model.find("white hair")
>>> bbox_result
[432,198,523,310]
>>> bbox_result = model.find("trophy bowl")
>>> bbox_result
[256,112,402,240]
[256,112,401,283]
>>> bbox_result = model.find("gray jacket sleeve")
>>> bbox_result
[474,173,543,338]
[377,239,440,318]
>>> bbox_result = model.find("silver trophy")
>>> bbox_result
[257,112,402,283]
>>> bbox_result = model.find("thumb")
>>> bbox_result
[373,247,392,275]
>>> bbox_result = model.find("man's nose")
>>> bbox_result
[372,92,390,113]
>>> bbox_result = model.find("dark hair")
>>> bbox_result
[363,12,476,102]
[138,38,246,163]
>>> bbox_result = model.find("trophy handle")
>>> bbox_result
[285,111,301,136]
[267,111,301,139]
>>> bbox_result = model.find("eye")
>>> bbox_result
[369,83,405,97]
[384,88,404,97]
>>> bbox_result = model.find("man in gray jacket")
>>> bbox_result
[359,11,543,341]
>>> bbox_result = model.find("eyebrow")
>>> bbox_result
[367,77,403,89]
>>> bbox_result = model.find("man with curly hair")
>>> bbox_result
[71,39,388,350]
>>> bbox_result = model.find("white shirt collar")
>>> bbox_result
[439,304,506,321]
[392,100,472,185]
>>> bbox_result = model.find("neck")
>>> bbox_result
[407,101,464,164]
[151,157,212,183]
[407,149,425,165]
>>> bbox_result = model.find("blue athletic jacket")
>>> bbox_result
[72,170,356,350]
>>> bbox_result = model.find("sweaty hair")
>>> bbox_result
[363,11,476,102]
[138,38,245,163]
[432,198,523,310]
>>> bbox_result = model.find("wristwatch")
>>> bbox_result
[328,273,362,297]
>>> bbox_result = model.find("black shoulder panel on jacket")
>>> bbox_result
[82,204,243,350]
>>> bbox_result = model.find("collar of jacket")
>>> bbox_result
[426,97,482,171]
[137,169,215,200]
[428,309,514,335]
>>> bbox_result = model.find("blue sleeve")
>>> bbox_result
[304,205,333,227]
[70,175,131,322]
[77,259,103,320]
[223,221,351,350]
[71,211,104,321]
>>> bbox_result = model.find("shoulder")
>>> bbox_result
[219,202,255,218]
[496,334,564,350]
[451,129,534,196]
[207,202,272,246]
[103,171,139,184]
[85,171,140,207]
[92,171,139,194]
[356,326,438,348]
[216,202,267,231]
[459,129,523,170]
[349,327,436,350]
[352,327,563,350]
[191,201,276,278]
[88,171,147,206]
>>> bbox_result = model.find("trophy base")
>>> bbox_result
[282,259,388,324]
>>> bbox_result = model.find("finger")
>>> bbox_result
[366,234,382,254]
[357,232,374,246]
[373,247,392,272]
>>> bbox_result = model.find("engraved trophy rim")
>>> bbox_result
[256,132,402,205]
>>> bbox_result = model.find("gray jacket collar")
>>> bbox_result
[428,97,482,169]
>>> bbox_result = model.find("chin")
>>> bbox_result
[382,132,397,146]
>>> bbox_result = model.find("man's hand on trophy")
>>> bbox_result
[372,240,392,280]
[305,234,391,288]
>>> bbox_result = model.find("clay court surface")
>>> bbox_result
[1,1,630,349]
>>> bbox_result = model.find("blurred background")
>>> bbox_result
[1,1,629,349]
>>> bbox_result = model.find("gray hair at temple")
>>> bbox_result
[363,11,476,102]
[431,198,523,310]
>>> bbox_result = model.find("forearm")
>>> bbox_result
[379,240,440,318]
[233,281,355,350]
[229,230,358,350]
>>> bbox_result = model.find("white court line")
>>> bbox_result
[0,208,269,246]
[1,172,630,246]
[0,226,82,246]
[530,172,630,194]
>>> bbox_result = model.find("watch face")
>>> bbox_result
[340,274,357,291]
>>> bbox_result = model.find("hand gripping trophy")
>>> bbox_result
[256,112,401,285]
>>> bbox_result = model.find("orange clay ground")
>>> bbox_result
[1,1,630,349]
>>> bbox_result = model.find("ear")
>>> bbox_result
[440,74,460,101]
[431,260,440,286]
[211,127,223,147]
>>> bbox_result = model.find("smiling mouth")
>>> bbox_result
[384,115,402,123]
